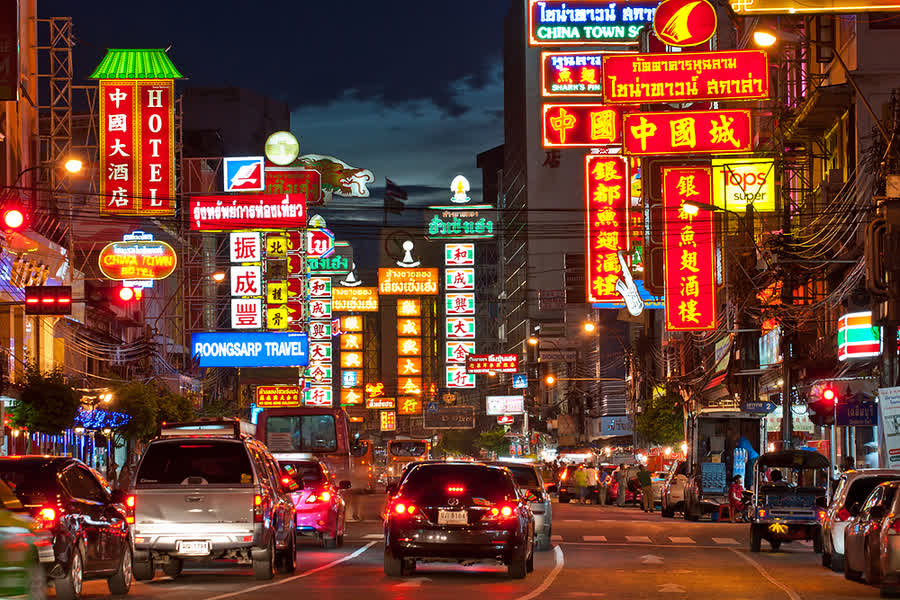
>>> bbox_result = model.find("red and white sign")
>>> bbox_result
[542,103,623,148]
[229,232,262,263]
[265,166,323,205]
[189,194,307,230]
[309,299,332,319]
[584,155,630,303]
[653,0,718,47]
[231,298,262,329]
[100,80,175,215]
[497,415,514,425]
[662,167,717,331]
[445,268,475,291]
[305,386,332,408]
[623,110,753,156]
[309,277,331,298]
[231,266,262,297]
[466,354,520,374]
[444,243,475,266]
[307,229,335,258]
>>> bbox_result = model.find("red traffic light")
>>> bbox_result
[823,388,836,403]
[24,286,73,315]
[1,206,26,232]
[119,287,135,302]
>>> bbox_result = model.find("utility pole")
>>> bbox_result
[781,175,794,449]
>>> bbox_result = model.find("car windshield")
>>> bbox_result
[136,441,254,485]
[499,465,540,489]
[400,465,517,504]
[390,441,428,457]
[266,415,337,453]
[0,461,62,505]
[846,476,900,508]
[280,461,326,487]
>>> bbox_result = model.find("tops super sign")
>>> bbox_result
[224,157,265,192]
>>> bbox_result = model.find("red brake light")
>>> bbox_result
[447,485,465,494]
[281,477,291,486]
[34,506,57,530]
[487,504,516,521]
[837,508,851,522]
[560,469,568,481]
[319,491,331,502]
[818,509,827,522]
[254,494,263,507]
[126,495,135,508]
[395,502,406,514]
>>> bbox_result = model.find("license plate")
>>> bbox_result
[177,540,211,555]
[438,510,467,525]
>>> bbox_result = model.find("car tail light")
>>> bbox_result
[389,501,423,521]
[837,508,852,522]
[447,485,465,494]
[757,508,767,519]
[125,495,136,524]
[890,519,900,535]
[818,509,827,522]
[304,490,332,504]
[560,469,568,481]
[34,506,57,531]
[484,504,516,521]
[254,494,265,523]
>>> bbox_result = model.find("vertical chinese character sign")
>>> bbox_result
[584,155,629,303]
[445,242,476,389]
[662,167,717,331]
[397,299,424,398]
[91,49,181,215]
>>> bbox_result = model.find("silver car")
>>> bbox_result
[843,480,900,596]
[822,469,900,572]
[491,462,553,551]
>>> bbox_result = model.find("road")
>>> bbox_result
[71,495,881,599]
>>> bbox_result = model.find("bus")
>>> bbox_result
[350,438,375,492]
[386,438,431,481]
[256,407,361,489]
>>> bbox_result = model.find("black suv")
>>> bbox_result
[0,456,133,600]
[383,462,534,578]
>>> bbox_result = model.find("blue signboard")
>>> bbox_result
[592,279,664,310]
[223,156,265,192]
[192,332,309,368]
[836,402,878,427]
[512,373,528,389]
[742,401,776,414]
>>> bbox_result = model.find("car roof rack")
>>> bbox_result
[158,418,253,439]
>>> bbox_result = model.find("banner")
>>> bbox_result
[623,110,753,156]
[190,194,307,230]
[192,332,309,367]
[880,387,900,467]
[542,103,623,147]
[584,155,629,303]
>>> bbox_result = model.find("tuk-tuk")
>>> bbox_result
[750,449,830,552]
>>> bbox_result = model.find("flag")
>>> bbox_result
[384,178,406,215]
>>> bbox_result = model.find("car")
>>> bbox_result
[0,480,53,600]
[0,456,133,600]
[650,471,667,505]
[130,419,297,581]
[842,480,900,595]
[822,469,900,572]
[276,454,349,548]
[661,460,688,518]
[383,462,535,579]
[490,461,553,551]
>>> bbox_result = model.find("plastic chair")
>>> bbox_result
[717,504,733,522]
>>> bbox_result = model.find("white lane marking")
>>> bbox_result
[641,554,664,564]
[713,537,739,545]
[668,537,695,544]
[201,541,376,600]
[626,536,652,543]
[583,535,607,542]
[551,535,563,542]
[513,545,565,600]
[363,534,383,539]
[728,548,801,600]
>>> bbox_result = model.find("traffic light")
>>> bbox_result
[1,205,28,233]
[808,385,839,426]
[24,285,72,315]
[113,285,142,306]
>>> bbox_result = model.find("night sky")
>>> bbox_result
[42,1,510,211]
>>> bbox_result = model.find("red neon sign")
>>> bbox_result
[541,51,623,97]
[189,194,307,230]
[465,354,520,374]
[662,167,717,331]
[542,104,623,148]
[584,155,629,304]
[602,50,769,104]
[623,110,753,156]
[653,0,718,48]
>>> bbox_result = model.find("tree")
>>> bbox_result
[113,382,196,442]
[477,427,511,456]
[634,389,685,446]
[433,429,479,457]
[12,363,80,434]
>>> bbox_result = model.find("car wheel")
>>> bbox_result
[27,558,47,600]
[822,550,832,567]
[133,555,154,582]
[107,543,133,595]
[252,539,275,581]
[537,531,552,552]
[54,544,84,600]
[845,557,864,582]
[684,505,700,521]
[750,524,761,553]
[403,558,416,574]
[508,544,528,579]
[831,552,844,572]
[337,534,345,548]
[865,546,882,585]
[384,547,404,577]
[323,533,338,549]
[162,557,183,578]
[559,494,570,504]
[661,502,675,518]
[276,533,296,574]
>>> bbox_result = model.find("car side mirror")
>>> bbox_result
[110,489,127,504]
[871,505,887,521]
[339,480,351,490]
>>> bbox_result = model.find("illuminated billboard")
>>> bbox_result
[256,385,301,408]
[623,110,752,156]
[711,158,776,212]
[332,287,379,312]
[729,0,900,13]
[264,166,323,205]
[190,194,307,230]
[425,206,496,239]
[541,51,630,97]
[466,354,520,374]
[528,0,658,46]
[99,236,177,282]
[584,155,630,304]
[662,167,717,331]
[378,268,439,295]
[542,104,623,148]
[602,50,769,104]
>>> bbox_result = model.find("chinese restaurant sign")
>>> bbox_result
[541,51,615,97]
[378,268,439,295]
[584,155,629,304]
[662,167,717,331]
[466,354,520,374]
[425,206,496,239]
[729,0,900,14]
[653,0,717,47]
[380,410,396,432]
[264,166,323,205]
[602,50,769,104]
[256,385,301,408]
[711,158,776,212]
[99,235,177,282]
[623,110,752,156]
[528,0,658,46]
[190,194,307,230]
[332,287,379,312]
[542,104,623,148]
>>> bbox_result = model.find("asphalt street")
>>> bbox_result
[69,495,882,599]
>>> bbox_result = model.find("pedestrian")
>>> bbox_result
[598,469,609,505]
[585,463,599,504]
[615,465,627,507]
[637,463,653,512]
[573,464,588,504]
[117,459,134,491]
[106,460,118,484]
[728,475,746,522]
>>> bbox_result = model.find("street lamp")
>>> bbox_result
[211,271,227,283]
[583,322,596,333]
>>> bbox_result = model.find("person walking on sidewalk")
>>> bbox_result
[637,463,654,512]
[573,464,589,504]
[584,463,599,504]
[615,465,627,507]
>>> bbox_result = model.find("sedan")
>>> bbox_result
[490,461,552,551]
[383,462,535,578]
[278,457,349,549]
[843,480,900,596]
[0,456,133,600]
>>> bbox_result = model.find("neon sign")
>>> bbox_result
[729,0,900,14]
[712,158,776,212]
[584,155,629,304]
[378,268,439,295]
[528,0,658,46]
[332,287,379,312]
[541,51,615,97]
[99,232,177,282]
[543,103,623,147]
[190,194,307,230]
[602,50,769,104]
[623,110,753,156]
[662,167,717,331]
[466,354,520,374]
[653,0,717,47]
[256,385,301,408]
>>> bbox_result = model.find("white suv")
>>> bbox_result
[661,460,688,518]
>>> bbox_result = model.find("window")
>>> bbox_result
[846,477,899,509]
[266,415,337,453]
[350,440,370,458]
[279,461,326,487]
[389,441,428,457]
[0,462,62,505]
[401,465,517,504]
[136,441,254,485]
[862,487,883,515]
[63,467,107,502]
[504,466,540,489]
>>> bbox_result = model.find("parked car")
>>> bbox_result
[277,454,348,548]
[661,460,688,518]
[822,469,900,572]
[490,462,552,551]
[130,419,297,581]
[650,471,667,505]
[843,480,900,596]
[383,462,534,578]
[0,456,133,600]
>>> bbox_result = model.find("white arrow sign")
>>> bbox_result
[640,554,664,564]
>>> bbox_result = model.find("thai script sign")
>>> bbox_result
[256,385,301,408]
[264,166,323,205]
[378,268,439,295]
[528,0,658,46]
[333,287,379,312]
[189,194,307,230]
[425,206,496,239]
[624,109,752,155]
[542,103,623,147]
[602,50,769,104]
[584,155,629,303]
[541,51,621,97]
[307,243,352,274]
[366,397,395,410]
[729,0,900,14]
[466,354,520,374]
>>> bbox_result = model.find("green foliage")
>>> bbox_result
[477,427,511,456]
[113,382,195,442]
[433,429,479,458]
[12,364,80,434]
[634,390,685,446]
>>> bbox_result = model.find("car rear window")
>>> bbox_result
[400,465,517,504]
[846,476,900,507]
[280,461,326,486]
[136,441,254,485]
[0,461,62,505]
[498,465,540,489]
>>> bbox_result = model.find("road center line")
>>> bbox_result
[201,541,377,600]
[513,545,565,600]
[728,548,801,600]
